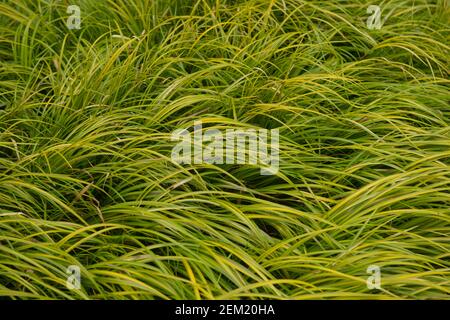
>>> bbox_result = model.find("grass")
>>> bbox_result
[0,0,449,299]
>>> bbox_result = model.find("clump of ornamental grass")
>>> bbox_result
[0,0,448,299]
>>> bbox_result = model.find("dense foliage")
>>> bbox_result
[0,0,448,299]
